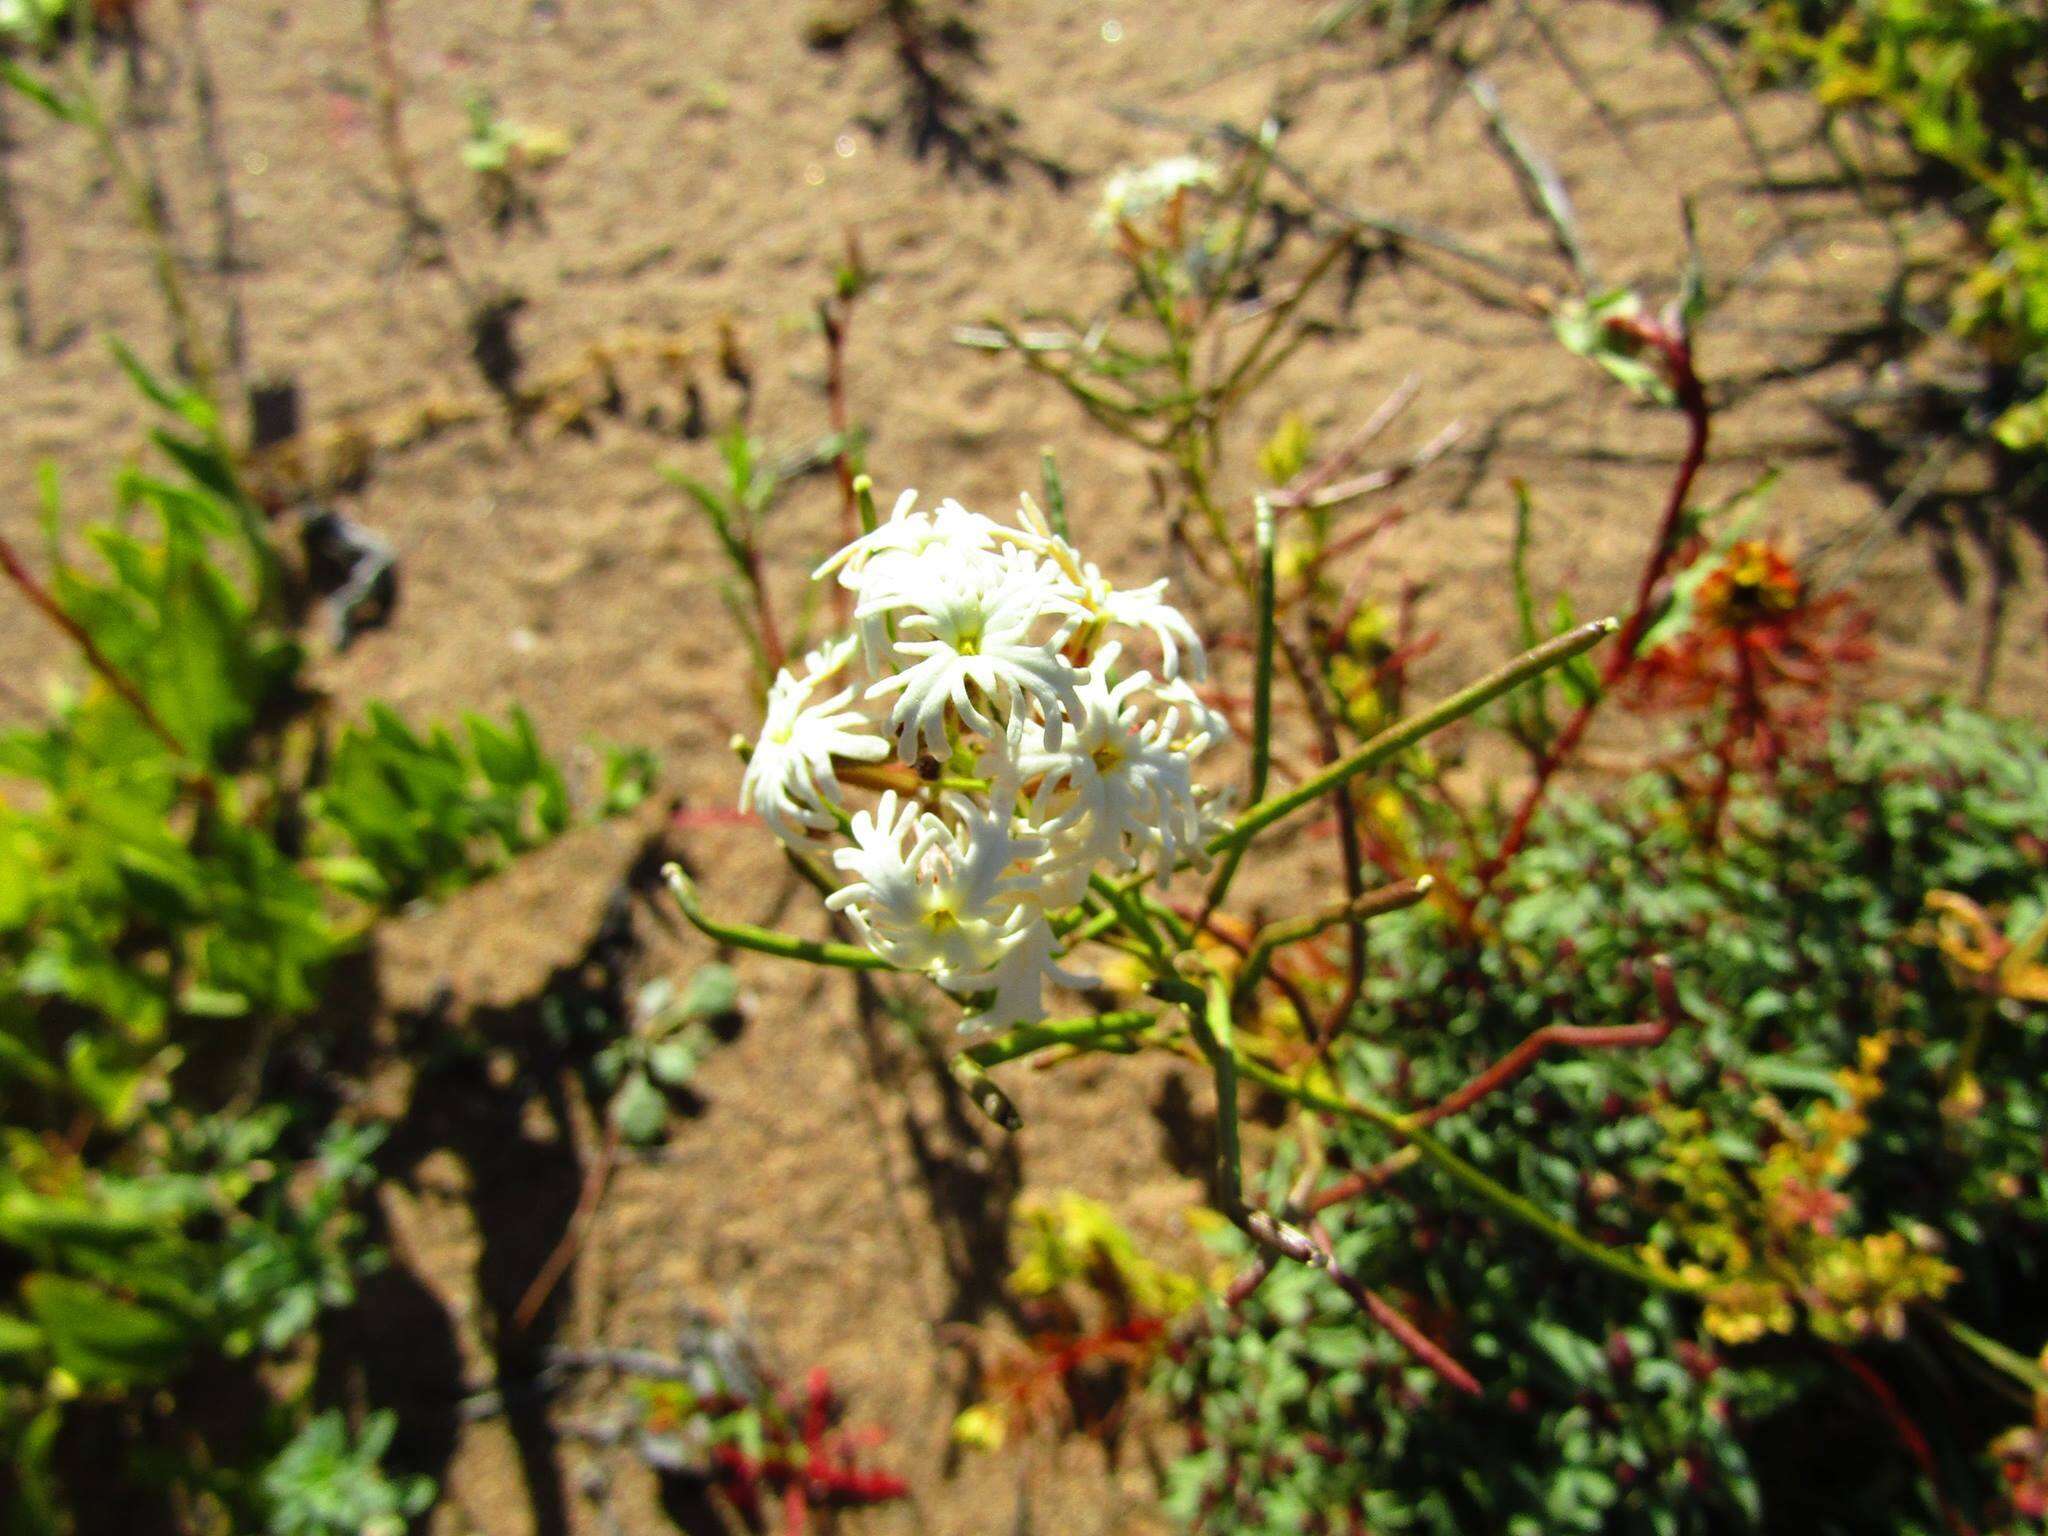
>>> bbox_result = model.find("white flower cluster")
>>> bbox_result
[1092,154,1219,241]
[740,492,1230,1030]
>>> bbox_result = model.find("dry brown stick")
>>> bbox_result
[177,0,246,378]
[1462,68,1590,283]
[0,86,32,351]
[1274,373,1421,510]
[364,0,451,269]
[512,1115,620,1333]
[1286,420,1465,513]
[1103,103,1540,288]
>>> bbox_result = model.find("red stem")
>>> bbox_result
[1830,1346,1975,1536]
[1413,1019,1674,1128]
[1304,1149,1414,1214]
[1484,322,1710,881]
[1313,1221,1481,1396]
[0,530,188,759]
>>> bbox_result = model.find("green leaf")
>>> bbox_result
[0,1187,159,1252]
[107,338,217,433]
[611,1071,668,1144]
[0,1310,47,1364]
[0,58,79,122]
[646,1038,703,1088]
[22,1274,193,1387]
[676,964,739,1021]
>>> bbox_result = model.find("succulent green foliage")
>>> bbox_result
[588,968,742,1144]
[1745,0,2048,455]
[313,703,572,906]
[0,352,647,1532]
[1164,701,2048,1533]
[259,1410,433,1536]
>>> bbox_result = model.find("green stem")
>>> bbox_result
[1214,234,1347,410]
[1038,449,1070,540]
[1234,876,1433,1002]
[1231,1050,1687,1294]
[1192,977,1245,1211]
[65,45,215,400]
[948,1053,1021,1131]
[1932,1309,2048,1396]
[1090,871,1166,957]
[661,864,893,972]
[1168,974,1321,1266]
[1203,497,1277,916]
[1212,619,1618,854]
[965,1010,1156,1068]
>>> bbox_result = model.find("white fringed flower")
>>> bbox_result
[1009,496,1206,681]
[1014,645,1209,879]
[1093,154,1219,240]
[826,792,1039,978]
[865,553,1086,763]
[743,488,1228,1029]
[739,637,887,846]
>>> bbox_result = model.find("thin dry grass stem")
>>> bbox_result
[0,87,31,350]
[1509,0,1633,153]
[64,37,216,394]
[1272,373,1423,509]
[177,0,247,379]
[365,0,454,272]
[1293,420,1466,515]
[1461,67,1590,283]
[1106,103,1541,292]
[512,1116,620,1333]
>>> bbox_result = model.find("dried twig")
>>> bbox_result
[0,86,31,350]
[177,0,247,377]
[1104,103,1541,289]
[1462,68,1590,283]
[365,0,452,269]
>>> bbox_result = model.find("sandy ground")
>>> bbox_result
[2,1,2043,1532]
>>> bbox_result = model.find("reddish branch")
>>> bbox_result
[1312,1221,1481,1397]
[1222,1252,1278,1309]
[1415,955,1683,1127]
[1485,315,1711,879]
[1415,1020,1673,1127]
[1830,1347,1975,1536]
[0,529,187,758]
[1304,1148,1414,1215]
[512,1117,618,1332]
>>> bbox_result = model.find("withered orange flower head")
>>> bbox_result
[1694,540,1804,631]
